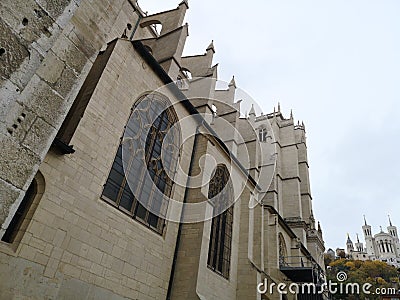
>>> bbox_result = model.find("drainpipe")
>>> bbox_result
[261,201,264,271]
[127,0,143,41]
[130,15,142,41]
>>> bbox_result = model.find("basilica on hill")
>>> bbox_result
[1,1,327,299]
[346,216,400,268]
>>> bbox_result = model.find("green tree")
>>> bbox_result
[324,253,334,267]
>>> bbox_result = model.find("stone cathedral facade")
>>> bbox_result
[0,1,326,299]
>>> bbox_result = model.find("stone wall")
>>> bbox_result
[0,39,193,299]
[0,0,144,235]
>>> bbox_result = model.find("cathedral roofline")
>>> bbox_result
[131,39,262,191]
[375,231,392,237]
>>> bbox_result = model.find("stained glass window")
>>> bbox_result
[102,93,180,234]
[207,165,233,279]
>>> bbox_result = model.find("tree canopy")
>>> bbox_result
[326,259,400,300]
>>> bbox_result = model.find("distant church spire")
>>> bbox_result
[388,214,393,227]
[347,233,352,243]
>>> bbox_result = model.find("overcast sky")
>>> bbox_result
[141,0,400,250]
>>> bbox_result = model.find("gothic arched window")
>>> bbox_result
[1,172,45,249]
[278,233,288,266]
[207,165,233,279]
[2,181,36,244]
[102,93,180,234]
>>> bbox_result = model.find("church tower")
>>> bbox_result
[387,215,400,255]
[363,216,375,257]
[355,234,364,252]
[346,234,354,254]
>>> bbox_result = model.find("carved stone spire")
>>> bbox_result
[179,0,189,9]
[206,40,215,54]
[249,104,256,117]
[229,76,236,89]
[347,233,352,243]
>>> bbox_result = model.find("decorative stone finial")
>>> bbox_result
[229,75,236,88]
[249,104,256,116]
[206,40,215,53]
[179,0,189,9]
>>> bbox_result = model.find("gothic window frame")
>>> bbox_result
[278,233,288,266]
[207,164,234,279]
[101,93,180,235]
